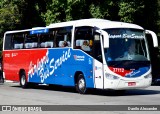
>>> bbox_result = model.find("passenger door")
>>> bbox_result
[92,34,104,89]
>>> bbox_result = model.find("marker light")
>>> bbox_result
[144,74,152,79]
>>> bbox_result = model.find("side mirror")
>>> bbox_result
[101,30,109,48]
[145,30,158,47]
[96,29,109,48]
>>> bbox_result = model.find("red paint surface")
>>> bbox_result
[109,67,132,77]
[3,49,47,81]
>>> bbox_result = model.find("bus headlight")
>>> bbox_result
[144,74,152,79]
[105,73,120,80]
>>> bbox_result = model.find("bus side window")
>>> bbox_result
[25,43,33,49]
[39,30,55,48]
[25,34,38,49]
[4,34,13,50]
[12,33,25,49]
[54,26,72,48]
[74,27,94,55]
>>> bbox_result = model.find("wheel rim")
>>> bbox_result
[78,78,85,91]
[21,75,26,86]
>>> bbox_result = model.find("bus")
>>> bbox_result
[2,19,158,94]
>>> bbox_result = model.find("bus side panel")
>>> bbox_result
[46,48,72,85]
[27,48,94,88]
[93,59,104,89]
[47,48,94,88]
[28,48,74,85]
[3,49,48,82]
[69,49,94,88]
[3,50,30,81]
[27,49,48,83]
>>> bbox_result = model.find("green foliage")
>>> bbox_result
[19,0,45,29]
[118,2,135,23]
[0,3,21,30]
[42,0,119,24]
[89,0,120,20]
[42,0,87,25]
[89,4,103,18]
[41,0,69,24]
[0,0,23,51]
[0,0,159,51]
[118,1,144,23]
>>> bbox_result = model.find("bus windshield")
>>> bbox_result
[103,28,150,69]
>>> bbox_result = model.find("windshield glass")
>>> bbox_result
[104,28,150,69]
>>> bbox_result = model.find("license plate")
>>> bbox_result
[128,82,136,86]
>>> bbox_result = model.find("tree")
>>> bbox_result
[0,0,22,52]
[89,0,119,20]
[142,0,158,33]
[118,0,144,23]
[0,0,21,35]
[42,0,120,25]
[42,0,89,25]
[18,0,45,29]
[0,0,46,52]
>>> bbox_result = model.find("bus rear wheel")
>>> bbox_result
[20,71,28,88]
[76,74,87,94]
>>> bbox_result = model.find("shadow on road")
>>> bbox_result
[9,83,160,96]
[87,88,160,96]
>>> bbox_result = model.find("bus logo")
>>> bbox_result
[73,55,85,61]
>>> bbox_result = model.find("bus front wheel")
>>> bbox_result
[20,71,28,88]
[76,74,87,94]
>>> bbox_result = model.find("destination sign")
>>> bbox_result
[30,28,49,35]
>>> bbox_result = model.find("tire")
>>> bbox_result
[20,71,28,88]
[75,74,87,94]
[0,71,4,83]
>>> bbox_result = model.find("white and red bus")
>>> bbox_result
[2,19,158,94]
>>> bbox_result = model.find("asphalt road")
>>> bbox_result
[0,82,160,114]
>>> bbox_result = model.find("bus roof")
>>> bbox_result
[4,18,144,34]
[47,18,144,30]
[47,18,110,28]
